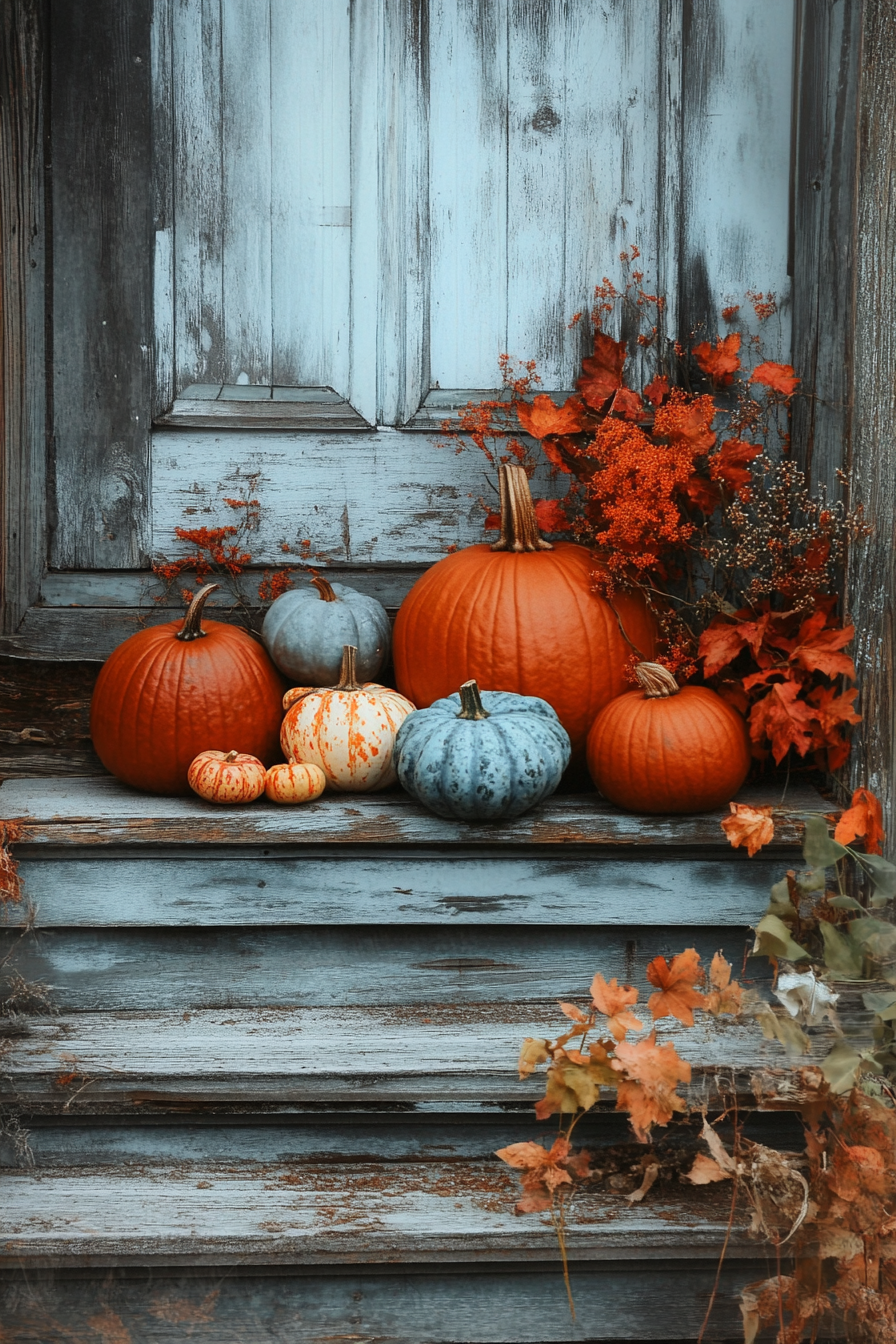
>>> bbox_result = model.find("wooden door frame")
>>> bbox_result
[2,0,894,821]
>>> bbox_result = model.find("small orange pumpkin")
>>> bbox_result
[586,662,751,814]
[280,645,415,792]
[264,761,327,804]
[187,749,267,804]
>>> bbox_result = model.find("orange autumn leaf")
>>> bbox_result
[516,394,586,440]
[645,948,705,1025]
[643,374,669,407]
[496,1136,591,1214]
[590,973,643,1040]
[610,387,644,421]
[750,361,800,396]
[749,677,817,762]
[611,1031,691,1141]
[721,803,775,856]
[693,332,742,385]
[834,787,885,856]
[709,438,762,499]
[653,394,717,454]
[517,1038,551,1078]
[685,472,721,513]
[576,332,627,409]
[533,498,567,533]
[788,609,856,680]
[558,1001,590,1023]
[703,950,744,1016]
[806,684,862,738]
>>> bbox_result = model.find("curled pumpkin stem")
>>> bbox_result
[310,574,338,602]
[176,583,219,641]
[634,661,680,698]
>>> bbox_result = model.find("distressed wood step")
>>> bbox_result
[1,1005,822,1113]
[0,1156,753,1269]
[0,777,819,848]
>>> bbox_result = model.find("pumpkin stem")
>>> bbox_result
[457,679,490,720]
[310,574,338,602]
[336,644,362,691]
[634,662,681,698]
[490,463,554,553]
[224,750,239,762]
[176,583,218,641]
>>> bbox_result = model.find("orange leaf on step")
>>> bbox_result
[646,948,705,1025]
[721,803,775,856]
[611,1031,691,1141]
[516,394,587,439]
[834,787,885,856]
[703,950,744,1015]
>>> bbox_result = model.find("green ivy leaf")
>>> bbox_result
[802,816,847,870]
[848,917,896,962]
[796,867,827,894]
[819,921,864,978]
[819,1040,863,1094]
[752,914,810,963]
[862,990,896,1020]
[827,895,865,911]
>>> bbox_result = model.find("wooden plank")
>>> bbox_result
[347,0,379,425]
[151,0,174,418]
[0,655,103,780]
[12,848,785,928]
[1,1005,821,1110]
[0,1262,771,1343]
[428,0,508,390]
[49,0,154,569]
[845,0,896,848]
[678,0,795,352]
[790,0,862,497]
[270,0,352,393]
[0,776,819,847]
[0,0,46,635]
[171,0,225,391]
[220,0,272,385]
[0,1159,754,1267]
[155,398,370,430]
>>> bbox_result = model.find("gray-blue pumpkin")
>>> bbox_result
[394,680,571,820]
[262,576,391,684]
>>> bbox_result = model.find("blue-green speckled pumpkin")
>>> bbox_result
[262,575,391,685]
[394,681,571,820]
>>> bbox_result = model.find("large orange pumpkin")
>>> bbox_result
[586,661,751,814]
[393,463,658,756]
[90,584,285,795]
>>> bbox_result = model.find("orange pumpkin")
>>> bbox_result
[280,645,415,792]
[265,761,327,804]
[392,463,657,757]
[187,749,267,804]
[90,584,285,795]
[586,661,751,814]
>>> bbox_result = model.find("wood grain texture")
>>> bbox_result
[0,0,46,636]
[845,0,896,853]
[0,656,103,780]
[49,0,154,570]
[0,776,820,847]
[0,1260,772,1343]
[0,1158,754,1267]
[11,847,785,927]
[678,0,795,348]
[1,1004,821,1111]
[790,0,862,498]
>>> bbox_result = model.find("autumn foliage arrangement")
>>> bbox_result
[442,252,869,775]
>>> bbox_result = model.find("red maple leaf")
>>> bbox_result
[685,473,720,513]
[806,684,862,737]
[789,610,856,679]
[643,374,669,407]
[576,332,627,409]
[748,677,816,762]
[750,361,800,396]
[611,387,644,421]
[646,948,706,1026]
[834,787,885,855]
[516,394,587,440]
[533,498,567,533]
[709,438,762,498]
[693,332,741,385]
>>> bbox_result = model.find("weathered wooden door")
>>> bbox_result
[21,0,795,645]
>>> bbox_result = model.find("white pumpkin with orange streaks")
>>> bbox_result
[279,645,415,793]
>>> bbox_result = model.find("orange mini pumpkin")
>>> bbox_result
[187,749,267,804]
[586,662,751,814]
[90,584,285,795]
[264,761,327,804]
[393,463,657,758]
[280,645,415,792]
